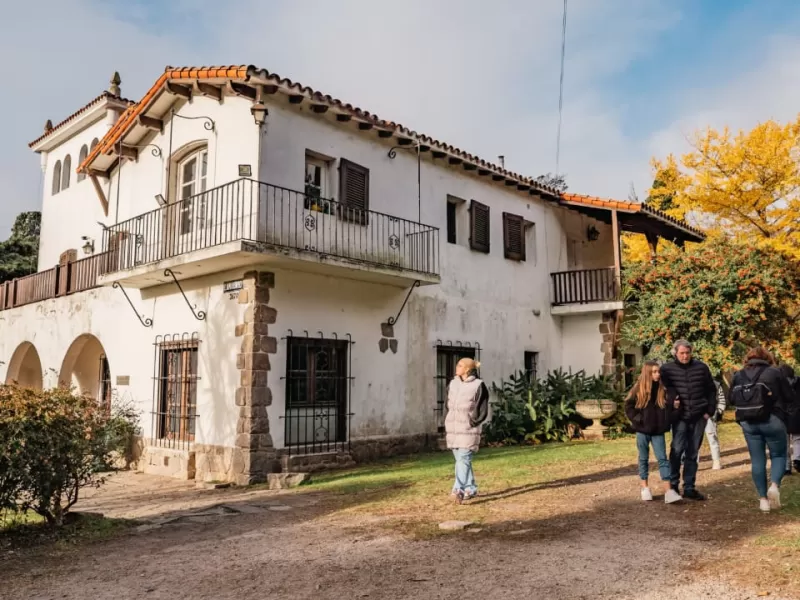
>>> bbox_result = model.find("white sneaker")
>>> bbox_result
[767,484,781,510]
[665,489,682,504]
[712,461,722,470]
[641,487,653,501]
[760,498,771,512]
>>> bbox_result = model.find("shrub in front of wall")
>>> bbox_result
[0,385,136,526]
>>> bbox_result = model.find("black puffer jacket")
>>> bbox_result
[730,359,794,424]
[660,359,716,422]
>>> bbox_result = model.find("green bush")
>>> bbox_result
[485,369,624,445]
[0,385,137,526]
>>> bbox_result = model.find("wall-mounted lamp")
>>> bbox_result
[250,102,268,126]
[587,225,600,242]
[81,236,95,255]
[155,193,167,207]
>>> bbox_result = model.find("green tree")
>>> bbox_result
[0,212,40,283]
[623,238,800,375]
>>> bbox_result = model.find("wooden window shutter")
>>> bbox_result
[503,212,526,261]
[469,200,490,253]
[338,158,370,224]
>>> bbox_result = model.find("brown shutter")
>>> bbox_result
[469,200,490,253]
[338,158,369,224]
[503,212,526,261]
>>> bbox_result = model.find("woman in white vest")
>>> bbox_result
[445,357,490,504]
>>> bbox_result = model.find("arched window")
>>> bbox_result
[52,160,62,195]
[61,155,71,190]
[77,145,88,182]
[176,147,209,235]
[90,138,99,152]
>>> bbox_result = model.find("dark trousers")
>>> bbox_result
[669,418,706,492]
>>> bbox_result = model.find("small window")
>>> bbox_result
[469,200,490,253]
[52,160,62,195]
[305,152,332,213]
[503,212,526,261]
[338,158,369,224]
[446,201,457,244]
[524,351,539,383]
[77,145,88,182]
[155,340,199,442]
[61,155,71,190]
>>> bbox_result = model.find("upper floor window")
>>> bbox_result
[446,195,467,245]
[502,212,526,261]
[77,145,88,182]
[52,160,62,195]
[305,151,333,213]
[178,148,208,234]
[339,158,369,224]
[469,200,490,253]
[61,155,71,191]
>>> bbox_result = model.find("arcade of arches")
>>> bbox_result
[5,342,44,389]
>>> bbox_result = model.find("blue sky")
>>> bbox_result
[2,0,800,236]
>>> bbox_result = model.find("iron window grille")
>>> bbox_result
[281,332,354,455]
[524,351,539,384]
[151,333,200,450]
[98,354,112,412]
[434,341,481,435]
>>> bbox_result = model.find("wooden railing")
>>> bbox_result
[0,253,107,311]
[550,267,619,306]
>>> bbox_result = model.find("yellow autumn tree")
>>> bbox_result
[645,117,800,260]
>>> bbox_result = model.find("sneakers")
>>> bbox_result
[759,498,771,513]
[462,491,478,502]
[664,489,682,504]
[683,489,706,501]
[712,460,722,470]
[641,487,653,501]
[450,491,463,505]
[767,483,781,510]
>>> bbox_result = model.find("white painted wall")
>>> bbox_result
[560,313,606,376]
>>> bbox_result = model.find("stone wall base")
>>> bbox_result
[194,444,238,483]
[349,433,433,463]
[139,446,196,480]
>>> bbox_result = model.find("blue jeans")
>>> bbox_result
[452,449,477,495]
[670,419,706,492]
[636,433,670,481]
[741,414,787,498]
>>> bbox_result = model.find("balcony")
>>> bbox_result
[99,179,440,289]
[0,253,106,312]
[550,267,623,315]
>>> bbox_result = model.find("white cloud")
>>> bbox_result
[1,0,799,237]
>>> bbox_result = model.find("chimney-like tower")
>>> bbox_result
[109,71,121,96]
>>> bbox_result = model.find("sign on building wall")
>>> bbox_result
[116,375,130,386]
[224,279,243,300]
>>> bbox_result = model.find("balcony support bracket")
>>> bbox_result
[164,268,206,320]
[112,282,153,328]
[386,280,420,326]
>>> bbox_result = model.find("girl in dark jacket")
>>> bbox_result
[730,347,793,512]
[625,360,682,504]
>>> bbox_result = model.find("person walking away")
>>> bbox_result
[444,357,489,504]
[625,360,683,504]
[701,380,726,470]
[777,364,800,475]
[729,347,793,512]
[660,340,717,501]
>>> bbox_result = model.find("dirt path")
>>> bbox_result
[2,443,797,600]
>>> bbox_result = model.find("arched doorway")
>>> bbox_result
[5,342,44,389]
[59,334,111,407]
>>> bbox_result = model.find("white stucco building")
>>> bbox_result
[0,65,703,483]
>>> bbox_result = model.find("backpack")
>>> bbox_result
[730,366,773,423]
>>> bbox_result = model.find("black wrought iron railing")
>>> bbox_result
[102,179,440,277]
[550,267,619,306]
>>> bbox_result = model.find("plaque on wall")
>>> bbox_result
[224,279,244,300]
[238,164,252,177]
[116,375,130,386]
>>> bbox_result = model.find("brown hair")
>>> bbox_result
[744,346,775,366]
[633,360,666,409]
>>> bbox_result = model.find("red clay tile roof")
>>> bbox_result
[29,91,133,149]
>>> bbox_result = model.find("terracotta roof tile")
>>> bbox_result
[29,91,134,149]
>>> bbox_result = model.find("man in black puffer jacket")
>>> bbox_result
[660,340,717,501]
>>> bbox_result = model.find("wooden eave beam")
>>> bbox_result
[431,150,446,159]
[419,144,430,153]
[166,82,192,100]
[504,179,516,187]
[491,174,504,181]
[118,145,139,160]
[463,163,477,171]
[397,138,413,146]
[517,183,530,191]
[288,95,304,104]
[478,168,491,176]
[89,173,109,216]
[358,122,373,131]
[448,156,462,165]
[336,113,352,122]
[377,130,393,138]
[310,104,329,114]
[196,82,222,102]
[138,114,163,133]
[228,81,257,100]
[261,84,279,95]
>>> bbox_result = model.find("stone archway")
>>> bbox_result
[59,334,111,406]
[5,342,44,389]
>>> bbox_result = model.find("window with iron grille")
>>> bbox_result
[155,340,199,443]
[469,200,490,253]
[524,351,539,383]
[98,354,112,411]
[284,337,349,447]
[338,158,369,225]
[434,345,478,434]
[503,212,526,261]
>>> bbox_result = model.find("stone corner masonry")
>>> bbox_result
[233,270,279,485]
